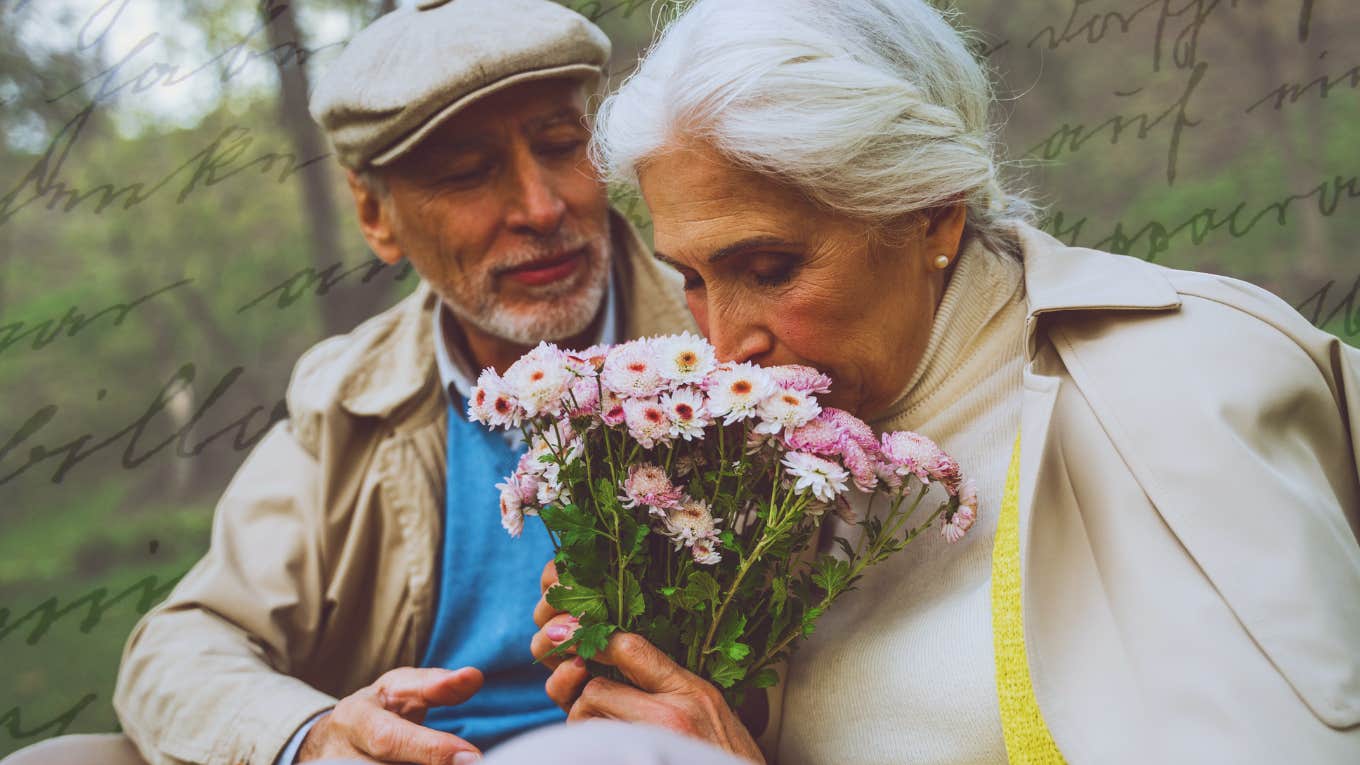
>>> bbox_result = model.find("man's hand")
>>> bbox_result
[530,562,764,764]
[297,666,485,764]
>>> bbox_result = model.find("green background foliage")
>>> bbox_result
[1,0,1356,755]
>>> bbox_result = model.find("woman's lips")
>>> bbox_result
[501,248,585,286]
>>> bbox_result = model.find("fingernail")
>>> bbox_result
[546,624,572,641]
[570,656,586,669]
[453,752,481,765]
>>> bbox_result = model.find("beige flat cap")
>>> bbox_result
[310,0,611,169]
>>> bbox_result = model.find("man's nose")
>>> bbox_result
[505,156,567,236]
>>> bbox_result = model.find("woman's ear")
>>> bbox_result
[346,169,404,265]
[924,202,967,260]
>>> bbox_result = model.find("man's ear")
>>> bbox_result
[346,169,404,265]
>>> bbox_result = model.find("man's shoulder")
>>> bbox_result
[285,281,439,454]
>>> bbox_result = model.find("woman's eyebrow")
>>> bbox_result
[654,236,800,267]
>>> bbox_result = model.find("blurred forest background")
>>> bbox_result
[1,0,1357,756]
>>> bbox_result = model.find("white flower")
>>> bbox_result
[504,342,571,417]
[655,332,717,384]
[468,369,522,429]
[664,498,720,548]
[602,339,667,398]
[623,396,672,449]
[662,387,710,440]
[754,387,821,435]
[781,451,850,503]
[706,362,774,425]
[691,538,722,565]
[498,480,525,538]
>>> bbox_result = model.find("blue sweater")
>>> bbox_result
[418,401,566,750]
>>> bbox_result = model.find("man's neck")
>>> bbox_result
[442,306,602,377]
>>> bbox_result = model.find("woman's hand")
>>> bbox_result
[530,562,766,764]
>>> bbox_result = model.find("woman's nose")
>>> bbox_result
[707,306,775,365]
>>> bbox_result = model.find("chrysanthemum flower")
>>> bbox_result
[655,332,717,384]
[602,339,666,398]
[781,451,850,503]
[593,386,625,426]
[566,375,601,417]
[623,396,672,449]
[819,408,880,453]
[839,440,881,492]
[691,538,722,565]
[767,364,833,395]
[664,498,720,548]
[783,417,846,455]
[497,480,525,538]
[468,369,522,429]
[754,387,821,435]
[707,362,774,425]
[942,499,976,543]
[504,342,571,417]
[565,343,609,377]
[662,387,710,440]
[880,431,943,484]
[619,463,683,514]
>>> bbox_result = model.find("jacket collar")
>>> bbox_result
[1016,224,1182,358]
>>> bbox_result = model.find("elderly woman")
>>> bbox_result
[525,0,1360,763]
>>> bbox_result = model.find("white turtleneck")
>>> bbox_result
[771,238,1028,765]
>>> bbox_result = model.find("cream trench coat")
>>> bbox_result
[113,213,1359,764]
[111,212,696,765]
[1006,224,1360,762]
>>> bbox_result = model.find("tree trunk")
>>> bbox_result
[260,0,391,337]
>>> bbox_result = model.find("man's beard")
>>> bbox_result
[441,230,612,347]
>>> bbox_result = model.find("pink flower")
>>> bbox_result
[754,387,821,435]
[880,431,943,484]
[619,463,683,515]
[565,343,609,377]
[468,369,522,429]
[655,332,717,384]
[819,408,879,453]
[504,342,571,417]
[839,440,881,492]
[925,451,963,496]
[942,503,976,543]
[664,498,720,547]
[783,418,846,455]
[691,538,722,565]
[566,375,601,417]
[602,339,666,398]
[623,396,672,449]
[662,387,710,440]
[600,387,626,426]
[767,364,833,394]
[497,476,528,537]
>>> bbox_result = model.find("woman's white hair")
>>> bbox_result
[593,0,1034,256]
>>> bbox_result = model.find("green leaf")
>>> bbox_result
[682,571,720,608]
[811,556,852,596]
[545,583,607,622]
[706,653,747,689]
[770,577,788,612]
[540,503,602,547]
[719,529,739,552]
[752,668,780,689]
[571,622,617,661]
[624,570,646,622]
[801,606,825,637]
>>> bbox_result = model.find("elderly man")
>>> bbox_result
[0,2,691,765]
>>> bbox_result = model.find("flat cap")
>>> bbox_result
[310,0,611,169]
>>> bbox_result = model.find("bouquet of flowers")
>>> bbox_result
[469,333,977,707]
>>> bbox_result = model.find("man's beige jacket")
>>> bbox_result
[115,217,1360,764]
[112,213,695,765]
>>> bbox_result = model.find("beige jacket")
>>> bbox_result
[112,212,695,765]
[1009,224,1360,762]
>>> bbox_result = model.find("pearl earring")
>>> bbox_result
[933,254,951,270]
